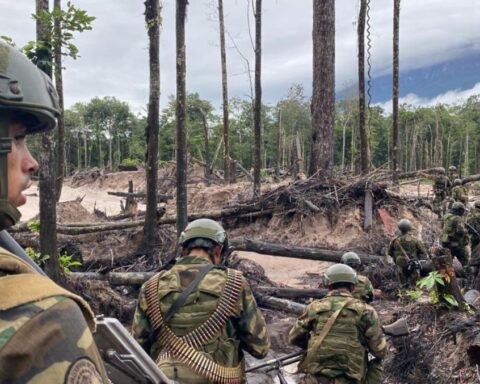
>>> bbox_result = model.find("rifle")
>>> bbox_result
[0,230,171,384]
[466,222,480,240]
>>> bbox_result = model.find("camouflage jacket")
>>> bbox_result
[451,185,469,205]
[387,234,428,266]
[0,247,108,384]
[441,214,470,248]
[353,274,374,303]
[467,209,480,246]
[289,290,386,382]
[132,255,270,382]
[434,175,451,195]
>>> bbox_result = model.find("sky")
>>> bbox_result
[1,0,480,114]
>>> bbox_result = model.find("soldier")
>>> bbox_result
[0,42,108,382]
[432,167,451,215]
[341,251,374,303]
[132,218,270,383]
[440,202,470,266]
[387,219,429,289]
[448,165,458,181]
[289,264,387,384]
[466,201,480,279]
[451,178,469,207]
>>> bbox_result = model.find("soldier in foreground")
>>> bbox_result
[432,167,450,215]
[132,218,270,383]
[341,251,374,303]
[289,264,387,384]
[441,202,470,267]
[0,41,108,382]
[451,178,469,207]
[387,219,429,289]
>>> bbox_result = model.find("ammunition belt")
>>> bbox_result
[145,268,244,384]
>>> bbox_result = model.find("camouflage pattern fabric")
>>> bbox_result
[0,247,109,384]
[451,185,469,206]
[132,255,270,383]
[353,275,374,303]
[289,290,386,383]
[441,214,470,265]
[433,175,451,199]
[467,209,480,248]
[387,234,428,288]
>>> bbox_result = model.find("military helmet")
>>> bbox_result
[0,41,60,133]
[323,264,358,286]
[341,251,361,268]
[398,218,412,232]
[451,202,466,214]
[179,218,227,246]
[453,178,462,186]
[448,166,457,172]
[438,167,446,175]
[474,201,480,209]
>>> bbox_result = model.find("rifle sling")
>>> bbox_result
[395,238,411,262]
[163,264,214,323]
[298,298,355,372]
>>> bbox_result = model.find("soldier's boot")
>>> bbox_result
[363,358,384,384]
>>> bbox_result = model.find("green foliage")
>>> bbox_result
[403,289,422,301]
[417,271,445,290]
[416,272,461,309]
[25,247,50,267]
[121,158,141,167]
[0,36,16,47]
[27,220,41,233]
[58,253,82,275]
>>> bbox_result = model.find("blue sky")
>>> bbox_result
[1,0,480,113]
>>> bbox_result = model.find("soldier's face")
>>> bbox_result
[7,122,39,207]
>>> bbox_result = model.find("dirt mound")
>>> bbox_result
[56,199,97,223]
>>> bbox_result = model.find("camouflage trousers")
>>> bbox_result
[445,245,470,266]
[363,358,383,384]
[396,259,420,289]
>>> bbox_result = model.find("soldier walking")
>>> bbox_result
[441,202,470,267]
[432,167,451,215]
[467,201,480,283]
[289,264,386,384]
[451,179,469,207]
[341,252,374,303]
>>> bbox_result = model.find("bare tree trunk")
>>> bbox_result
[275,108,281,178]
[36,0,61,283]
[309,0,335,176]
[218,0,231,184]
[392,0,400,184]
[53,0,65,201]
[176,0,188,233]
[357,0,369,174]
[253,0,262,196]
[200,109,211,180]
[142,0,161,254]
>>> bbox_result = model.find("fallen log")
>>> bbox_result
[461,173,480,185]
[107,191,173,202]
[255,294,306,316]
[255,286,327,300]
[69,272,155,285]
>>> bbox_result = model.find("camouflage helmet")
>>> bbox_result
[451,202,466,214]
[438,167,446,175]
[0,40,60,133]
[341,251,361,268]
[398,218,413,232]
[179,218,227,246]
[323,264,358,286]
[453,178,462,186]
[448,166,457,172]
[474,201,480,209]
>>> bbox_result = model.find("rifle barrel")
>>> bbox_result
[245,350,304,373]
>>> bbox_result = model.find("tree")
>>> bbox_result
[392,0,400,183]
[176,0,189,234]
[253,0,262,196]
[142,0,161,255]
[309,0,335,176]
[357,0,369,174]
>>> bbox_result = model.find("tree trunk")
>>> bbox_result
[255,294,306,316]
[275,108,281,179]
[200,109,211,181]
[36,0,61,283]
[253,0,262,196]
[218,0,230,184]
[142,0,161,254]
[357,0,369,174]
[176,0,188,234]
[309,0,335,176]
[53,0,65,201]
[392,0,400,184]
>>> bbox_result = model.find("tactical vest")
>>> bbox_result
[434,176,448,193]
[306,296,367,382]
[150,261,244,372]
[441,215,468,247]
[353,275,372,302]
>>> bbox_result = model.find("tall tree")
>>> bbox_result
[253,0,262,196]
[176,0,188,234]
[309,0,335,176]
[357,0,369,174]
[35,0,61,282]
[392,0,400,183]
[218,0,231,183]
[142,0,161,255]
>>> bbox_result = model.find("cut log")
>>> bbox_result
[364,189,373,231]
[69,272,155,285]
[235,161,254,181]
[108,191,173,202]
[255,286,327,300]
[461,173,480,185]
[255,294,306,316]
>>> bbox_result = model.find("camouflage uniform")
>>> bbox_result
[289,290,387,384]
[132,255,270,383]
[353,275,374,303]
[441,213,470,266]
[433,174,451,210]
[451,184,469,206]
[0,248,109,383]
[387,234,428,289]
[467,207,480,271]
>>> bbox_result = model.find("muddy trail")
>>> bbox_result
[12,165,480,384]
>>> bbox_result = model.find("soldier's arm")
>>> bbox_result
[236,277,270,359]
[360,306,387,360]
[0,297,108,383]
[364,277,375,303]
[132,283,155,354]
[417,240,429,260]
[387,240,395,260]
[288,302,316,349]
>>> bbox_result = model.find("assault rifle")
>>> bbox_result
[0,230,171,384]
[466,222,480,240]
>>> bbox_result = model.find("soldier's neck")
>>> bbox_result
[187,249,213,263]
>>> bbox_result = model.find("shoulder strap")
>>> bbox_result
[395,238,411,261]
[298,298,355,372]
[163,264,214,323]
